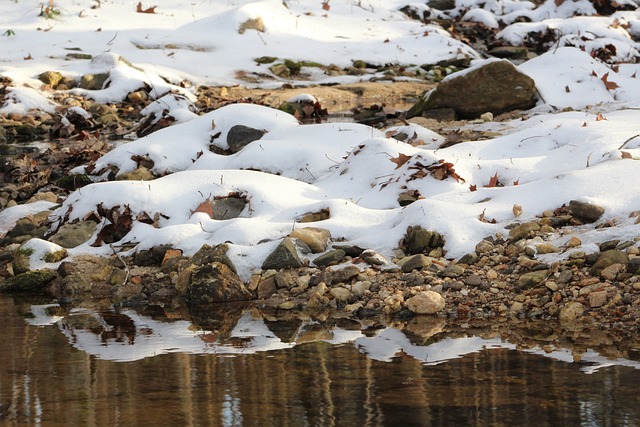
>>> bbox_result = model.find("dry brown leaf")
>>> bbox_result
[485,172,499,188]
[601,72,620,90]
[469,184,477,192]
[513,179,519,186]
[621,151,632,159]
[565,85,571,93]
[190,197,214,219]
[136,2,157,13]
[390,153,412,169]
[596,112,607,121]
[322,0,330,11]
[512,204,523,218]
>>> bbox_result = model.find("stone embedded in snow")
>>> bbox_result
[289,227,331,253]
[187,262,252,304]
[13,238,68,274]
[226,124,267,154]
[80,73,110,90]
[569,200,605,223]
[404,226,444,255]
[407,60,536,119]
[261,237,304,270]
[49,221,98,248]
[211,196,247,220]
[406,290,445,314]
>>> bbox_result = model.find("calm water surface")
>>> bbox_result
[1,295,640,426]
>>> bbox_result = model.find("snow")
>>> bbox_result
[2,0,640,282]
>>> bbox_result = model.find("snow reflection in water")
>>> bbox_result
[25,304,640,374]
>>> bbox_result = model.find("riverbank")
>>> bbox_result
[1,81,640,342]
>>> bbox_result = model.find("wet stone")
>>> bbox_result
[187,262,252,304]
[0,270,57,292]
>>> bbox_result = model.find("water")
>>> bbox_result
[2,295,640,426]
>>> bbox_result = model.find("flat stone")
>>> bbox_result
[406,291,445,314]
[442,264,465,278]
[600,263,624,281]
[400,254,432,273]
[313,249,346,267]
[360,249,388,266]
[330,265,360,284]
[536,243,559,254]
[0,270,57,292]
[257,276,277,299]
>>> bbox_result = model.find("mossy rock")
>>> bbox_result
[58,174,92,190]
[255,56,278,64]
[0,270,57,293]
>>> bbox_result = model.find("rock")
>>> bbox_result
[360,249,388,266]
[351,280,371,296]
[569,200,605,223]
[58,273,92,295]
[406,291,445,314]
[298,209,331,223]
[407,60,536,119]
[330,287,351,302]
[518,270,548,288]
[275,270,296,289]
[600,263,624,281]
[400,254,432,273]
[4,218,48,243]
[404,226,444,254]
[226,124,266,153]
[192,243,237,273]
[590,250,628,277]
[330,265,360,284]
[117,166,155,181]
[187,262,252,304]
[458,252,479,264]
[628,257,640,275]
[588,290,608,308]
[536,243,559,254]
[13,239,68,274]
[0,270,57,292]
[262,238,304,270]
[464,274,484,287]
[332,245,365,257]
[134,244,173,266]
[442,264,465,278]
[49,221,98,248]
[599,240,620,252]
[38,71,64,87]
[567,236,582,248]
[508,222,540,241]
[80,72,110,90]
[289,227,331,253]
[427,0,455,10]
[257,276,277,299]
[312,249,345,267]
[510,301,524,313]
[211,196,247,220]
[57,174,92,190]
[559,301,585,323]
[474,240,495,255]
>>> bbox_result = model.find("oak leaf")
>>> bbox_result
[600,72,619,90]
[390,153,412,169]
[190,197,214,219]
[485,172,499,188]
[136,2,157,13]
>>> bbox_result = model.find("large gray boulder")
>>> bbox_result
[407,60,537,119]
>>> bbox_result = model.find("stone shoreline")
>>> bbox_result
[1,82,640,347]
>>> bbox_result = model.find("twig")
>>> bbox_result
[618,134,640,150]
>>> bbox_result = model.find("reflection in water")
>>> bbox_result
[2,295,640,426]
